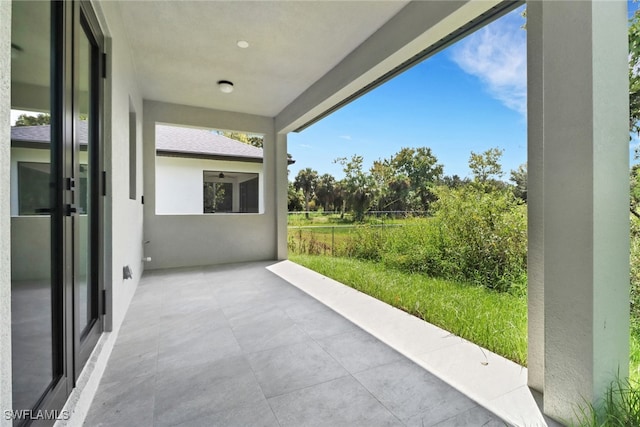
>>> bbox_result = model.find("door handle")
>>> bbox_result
[65,204,77,216]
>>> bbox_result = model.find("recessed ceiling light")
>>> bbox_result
[237,40,249,49]
[217,80,234,94]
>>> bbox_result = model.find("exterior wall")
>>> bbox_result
[99,0,145,333]
[155,155,263,215]
[144,101,279,269]
[0,1,13,424]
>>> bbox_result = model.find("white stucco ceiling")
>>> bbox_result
[116,1,410,118]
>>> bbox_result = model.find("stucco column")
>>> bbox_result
[276,133,288,260]
[528,1,629,422]
[0,1,12,424]
[526,0,544,395]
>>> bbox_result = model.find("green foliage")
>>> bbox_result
[439,174,470,189]
[510,163,527,202]
[287,182,304,212]
[14,113,51,126]
[335,155,377,221]
[220,130,263,148]
[291,255,528,365]
[368,147,443,212]
[340,225,386,261]
[469,147,504,187]
[431,185,527,292]
[573,377,640,427]
[389,147,443,211]
[315,173,337,211]
[630,8,640,137]
[203,182,228,213]
[294,168,319,218]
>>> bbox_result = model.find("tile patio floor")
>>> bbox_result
[84,261,506,427]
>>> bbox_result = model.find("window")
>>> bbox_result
[154,123,264,215]
[203,171,259,213]
[18,162,50,215]
[18,162,87,215]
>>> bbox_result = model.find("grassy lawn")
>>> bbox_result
[291,254,528,365]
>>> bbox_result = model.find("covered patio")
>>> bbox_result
[0,1,631,425]
[81,262,558,427]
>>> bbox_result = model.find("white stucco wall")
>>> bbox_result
[99,1,145,333]
[155,155,263,215]
[144,101,285,269]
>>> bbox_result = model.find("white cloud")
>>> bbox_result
[450,8,527,116]
[339,135,352,141]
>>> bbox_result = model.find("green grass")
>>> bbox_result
[291,254,528,365]
[631,333,640,385]
[573,377,640,426]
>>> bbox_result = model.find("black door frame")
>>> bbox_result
[72,0,104,377]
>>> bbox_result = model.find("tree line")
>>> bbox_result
[289,146,527,220]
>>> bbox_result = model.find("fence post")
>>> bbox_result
[332,227,335,257]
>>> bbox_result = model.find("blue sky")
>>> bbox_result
[289,2,638,181]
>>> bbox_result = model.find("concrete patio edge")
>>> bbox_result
[267,260,561,427]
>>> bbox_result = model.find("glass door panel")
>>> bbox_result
[10,0,60,416]
[74,6,102,370]
[76,24,94,336]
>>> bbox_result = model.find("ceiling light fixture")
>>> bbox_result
[237,40,249,49]
[218,172,225,179]
[217,80,234,94]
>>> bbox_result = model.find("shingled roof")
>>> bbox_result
[155,124,263,161]
[11,123,271,162]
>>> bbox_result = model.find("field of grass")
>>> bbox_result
[290,254,528,365]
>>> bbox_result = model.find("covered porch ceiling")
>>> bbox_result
[114,0,517,133]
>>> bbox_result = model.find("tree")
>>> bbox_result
[14,113,50,126]
[440,174,470,189]
[630,8,640,137]
[293,168,318,218]
[203,182,227,213]
[370,160,410,211]
[389,147,443,211]
[219,131,263,148]
[287,182,304,212]
[509,163,527,202]
[335,155,377,221]
[315,173,337,211]
[469,148,504,185]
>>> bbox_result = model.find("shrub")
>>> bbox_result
[340,225,385,260]
[432,185,527,292]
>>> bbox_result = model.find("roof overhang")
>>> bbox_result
[93,1,519,134]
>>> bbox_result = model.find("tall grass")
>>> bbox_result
[573,377,640,426]
[291,254,528,365]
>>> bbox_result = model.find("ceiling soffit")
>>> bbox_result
[116,1,410,117]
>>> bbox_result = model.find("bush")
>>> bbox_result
[432,186,527,292]
[340,225,385,260]
[381,219,451,277]
[328,186,527,293]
